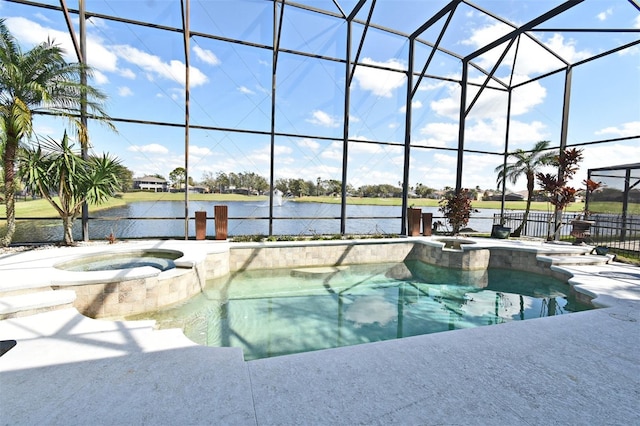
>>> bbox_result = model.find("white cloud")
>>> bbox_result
[118,86,133,97]
[429,76,546,120]
[579,142,640,185]
[86,37,120,74]
[411,136,449,148]
[92,70,109,85]
[418,79,452,91]
[354,58,406,98]
[635,15,640,29]
[595,121,640,137]
[320,141,344,161]
[420,122,459,144]
[113,45,208,87]
[272,145,293,155]
[399,100,423,113]
[238,86,255,95]
[4,16,209,89]
[321,149,342,161]
[542,33,591,64]
[419,118,548,149]
[34,12,53,23]
[120,68,136,79]
[433,152,457,167]
[169,87,184,101]
[596,8,613,21]
[190,145,213,156]
[306,110,340,128]
[127,143,169,154]
[188,145,215,169]
[193,45,220,66]
[461,22,590,76]
[298,138,320,151]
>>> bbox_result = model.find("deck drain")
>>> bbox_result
[597,271,640,280]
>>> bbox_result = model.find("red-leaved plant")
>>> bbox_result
[535,148,583,239]
[438,188,473,235]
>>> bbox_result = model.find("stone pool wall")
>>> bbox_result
[205,250,230,278]
[487,247,572,281]
[229,240,415,271]
[54,262,208,318]
[229,239,569,274]
[229,239,576,280]
[406,242,490,270]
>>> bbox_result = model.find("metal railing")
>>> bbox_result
[495,212,640,259]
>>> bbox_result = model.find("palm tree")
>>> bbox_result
[19,132,121,245]
[0,19,114,246]
[495,140,555,237]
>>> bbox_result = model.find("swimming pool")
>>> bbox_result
[136,260,593,360]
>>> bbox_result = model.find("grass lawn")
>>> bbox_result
[1,191,591,218]
[0,192,271,218]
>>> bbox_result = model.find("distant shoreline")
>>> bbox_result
[2,191,586,219]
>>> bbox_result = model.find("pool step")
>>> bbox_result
[538,254,614,267]
[291,265,349,278]
[0,290,77,320]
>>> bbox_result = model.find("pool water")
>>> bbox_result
[139,260,593,360]
[56,250,181,272]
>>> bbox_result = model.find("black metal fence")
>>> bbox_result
[495,212,640,259]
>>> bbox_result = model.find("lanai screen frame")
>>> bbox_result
[6,0,640,240]
[588,163,640,239]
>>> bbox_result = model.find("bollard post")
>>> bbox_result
[195,211,207,240]
[407,207,422,236]
[422,212,433,236]
[214,205,228,240]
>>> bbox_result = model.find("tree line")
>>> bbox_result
[168,168,445,199]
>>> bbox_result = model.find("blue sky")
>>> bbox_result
[2,0,639,193]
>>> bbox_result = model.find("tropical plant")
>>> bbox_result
[495,140,555,237]
[536,147,584,240]
[438,188,473,235]
[19,132,121,245]
[0,19,113,246]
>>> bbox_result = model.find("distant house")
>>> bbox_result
[133,176,169,192]
[189,185,209,194]
[486,192,525,201]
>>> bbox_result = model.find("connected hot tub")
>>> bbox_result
[55,249,183,272]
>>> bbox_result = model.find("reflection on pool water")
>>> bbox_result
[133,260,593,360]
[55,249,182,272]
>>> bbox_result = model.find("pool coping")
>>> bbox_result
[0,236,636,310]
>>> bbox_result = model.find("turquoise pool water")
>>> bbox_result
[140,260,593,360]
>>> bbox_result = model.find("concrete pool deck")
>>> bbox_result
[1,239,639,424]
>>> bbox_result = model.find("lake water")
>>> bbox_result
[5,200,505,243]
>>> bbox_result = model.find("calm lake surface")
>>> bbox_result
[6,200,505,243]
